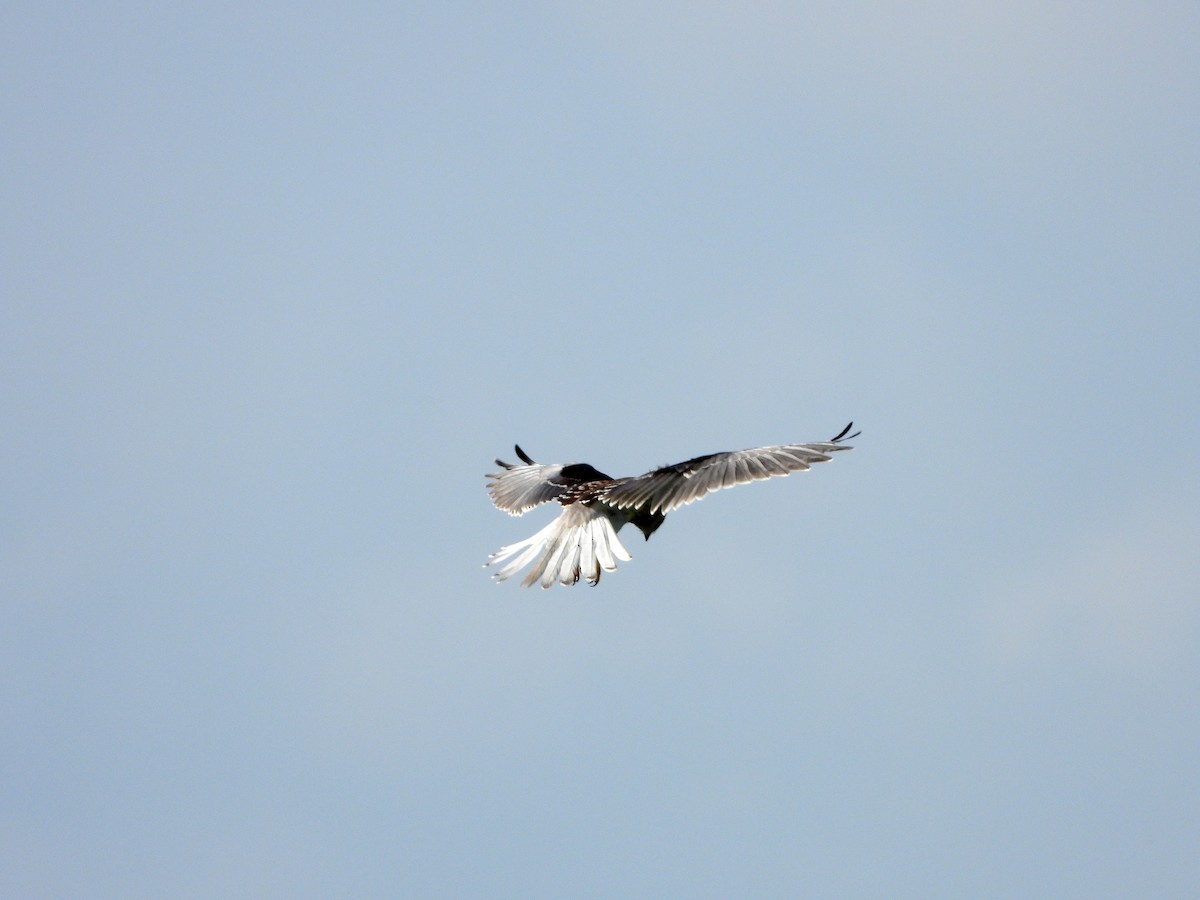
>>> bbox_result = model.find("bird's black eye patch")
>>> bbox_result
[558,463,612,483]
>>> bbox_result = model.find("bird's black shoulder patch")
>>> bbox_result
[557,463,612,483]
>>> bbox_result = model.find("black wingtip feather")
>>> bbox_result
[515,445,535,465]
[831,421,861,442]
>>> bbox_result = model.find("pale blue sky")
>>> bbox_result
[3,3,1198,897]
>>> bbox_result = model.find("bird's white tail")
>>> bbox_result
[486,505,632,588]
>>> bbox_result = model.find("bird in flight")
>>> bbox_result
[485,422,859,588]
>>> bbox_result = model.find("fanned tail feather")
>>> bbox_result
[486,518,561,583]
[485,508,632,589]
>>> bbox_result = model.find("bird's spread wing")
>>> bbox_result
[486,445,613,516]
[598,423,859,516]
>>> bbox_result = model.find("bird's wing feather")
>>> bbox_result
[486,463,568,515]
[486,445,614,516]
[599,425,857,516]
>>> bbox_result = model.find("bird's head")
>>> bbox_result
[632,510,665,541]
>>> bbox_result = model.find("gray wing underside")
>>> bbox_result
[486,460,569,515]
[487,424,857,518]
[599,435,855,517]
[486,445,615,515]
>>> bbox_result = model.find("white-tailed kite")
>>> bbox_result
[485,423,859,588]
